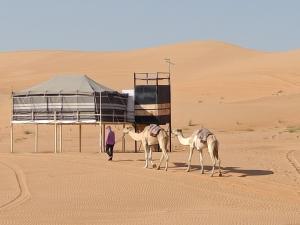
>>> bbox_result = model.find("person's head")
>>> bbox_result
[106,126,112,132]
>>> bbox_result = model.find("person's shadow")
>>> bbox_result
[172,162,273,177]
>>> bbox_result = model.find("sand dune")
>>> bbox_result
[0,41,299,224]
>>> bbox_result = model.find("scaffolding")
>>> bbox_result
[134,72,171,152]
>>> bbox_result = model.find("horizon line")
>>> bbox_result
[1,39,299,54]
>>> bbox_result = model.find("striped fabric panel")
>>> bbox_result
[135,108,170,116]
[14,103,127,110]
[134,103,170,110]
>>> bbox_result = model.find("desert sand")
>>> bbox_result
[0,41,299,224]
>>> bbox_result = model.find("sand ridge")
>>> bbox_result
[0,159,31,211]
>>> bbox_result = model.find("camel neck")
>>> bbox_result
[177,132,191,146]
[128,130,143,141]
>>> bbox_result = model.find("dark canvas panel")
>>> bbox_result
[134,85,170,125]
[135,115,170,124]
[134,85,170,105]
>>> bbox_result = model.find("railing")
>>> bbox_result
[11,110,133,124]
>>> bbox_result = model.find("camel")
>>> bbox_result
[123,125,169,171]
[172,128,222,177]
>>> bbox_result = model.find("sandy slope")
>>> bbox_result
[0,41,299,224]
[0,135,299,225]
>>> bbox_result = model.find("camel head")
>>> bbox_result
[172,129,183,136]
[123,126,134,134]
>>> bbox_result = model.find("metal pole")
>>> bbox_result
[79,124,82,153]
[10,123,14,153]
[99,90,102,153]
[169,123,172,152]
[122,123,125,152]
[102,124,106,153]
[169,73,172,152]
[134,123,137,153]
[54,124,57,153]
[54,111,57,153]
[10,93,14,153]
[35,124,38,153]
[133,73,137,153]
[99,122,102,153]
[60,124,62,153]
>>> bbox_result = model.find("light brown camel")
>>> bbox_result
[123,125,169,171]
[172,128,222,177]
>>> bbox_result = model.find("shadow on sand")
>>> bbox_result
[171,162,274,177]
[112,159,134,162]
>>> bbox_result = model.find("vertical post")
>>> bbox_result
[134,123,137,153]
[134,72,136,87]
[60,124,62,153]
[133,73,137,153]
[10,93,14,153]
[54,123,57,153]
[79,124,82,153]
[99,90,102,153]
[169,73,172,152]
[122,123,125,152]
[10,123,14,153]
[99,122,102,153]
[102,124,106,153]
[169,123,172,152]
[54,111,57,153]
[146,73,148,85]
[35,124,38,153]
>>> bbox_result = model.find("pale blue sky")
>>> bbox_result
[1,0,299,52]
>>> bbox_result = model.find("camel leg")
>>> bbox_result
[218,158,222,177]
[143,142,149,168]
[159,140,169,171]
[208,146,216,177]
[148,146,156,168]
[199,150,204,174]
[186,147,194,172]
[156,152,164,170]
[163,150,169,171]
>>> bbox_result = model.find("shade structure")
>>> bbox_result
[134,72,171,125]
[12,75,133,123]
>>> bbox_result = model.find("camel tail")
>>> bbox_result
[212,140,219,160]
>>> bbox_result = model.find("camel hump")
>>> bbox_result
[149,124,161,137]
[197,128,213,143]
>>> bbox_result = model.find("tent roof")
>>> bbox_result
[13,75,115,95]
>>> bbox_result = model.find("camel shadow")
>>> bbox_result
[172,162,274,177]
[222,167,274,177]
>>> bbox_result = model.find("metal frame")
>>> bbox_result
[133,72,172,152]
[10,102,132,153]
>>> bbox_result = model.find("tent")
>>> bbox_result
[10,75,133,153]
[12,75,132,123]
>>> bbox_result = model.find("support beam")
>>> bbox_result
[99,122,102,153]
[10,123,14,153]
[102,124,106,153]
[79,124,82,153]
[60,124,62,153]
[54,123,57,153]
[35,124,38,153]
[134,124,137,153]
[169,123,172,152]
[122,123,125,152]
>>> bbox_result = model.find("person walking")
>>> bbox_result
[105,126,115,161]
